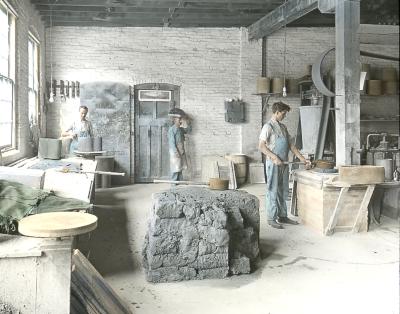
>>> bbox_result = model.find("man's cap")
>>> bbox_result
[168,108,186,118]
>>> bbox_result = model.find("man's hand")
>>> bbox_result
[272,155,283,165]
[300,157,312,169]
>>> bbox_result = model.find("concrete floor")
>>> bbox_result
[90,183,399,314]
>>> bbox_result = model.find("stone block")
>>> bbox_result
[143,187,259,282]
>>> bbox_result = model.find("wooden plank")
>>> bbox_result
[72,250,132,314]
[324,187,349,235]
[353,185,375,233]
[248,0,318,40]
[290,179,297,216]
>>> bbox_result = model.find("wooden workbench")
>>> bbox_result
[293,170,374,235]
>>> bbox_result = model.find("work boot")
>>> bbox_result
[276,217,299,225]
[268,220,283,229]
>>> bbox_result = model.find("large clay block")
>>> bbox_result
[38,138,62,160]
[339,165,385,185]
[142,187,260,282]
[0,167,45,189]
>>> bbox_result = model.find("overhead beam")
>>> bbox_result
[248,0,318,40]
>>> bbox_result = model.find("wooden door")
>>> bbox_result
[134,83,180,183]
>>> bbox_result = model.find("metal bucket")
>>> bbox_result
[375,158,393,181]
[299,105,322,154]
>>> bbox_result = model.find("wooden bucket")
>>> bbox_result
[381,67,397,81]
[271,78,284,93]
[256,77,270,94]
[209,178,229,190]
[383,81,399,95]
[367,80,382,95]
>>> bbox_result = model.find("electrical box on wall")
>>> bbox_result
[224,99,245,123]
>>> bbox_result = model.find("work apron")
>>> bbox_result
[265,133,290,221]
[70,129,91,153]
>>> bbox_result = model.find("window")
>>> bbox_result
[28,35,39,126]
[0,3,15,149]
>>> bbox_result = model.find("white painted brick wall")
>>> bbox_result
[44,26,340,179]
[44,25,398,180]
[2,0,45,165]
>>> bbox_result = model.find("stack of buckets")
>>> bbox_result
[363,64,399,95]
[256,77,300,95]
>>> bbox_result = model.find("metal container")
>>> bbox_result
[299,105,322,154]
[375,158,393,181]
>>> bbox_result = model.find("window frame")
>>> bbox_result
[28,33,40,127]
[0,2,16,151]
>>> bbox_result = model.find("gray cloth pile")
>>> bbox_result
[142,187,260,282]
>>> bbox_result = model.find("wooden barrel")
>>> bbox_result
[256,77,270,94]
[271,78,284,93]
[287,78,299,94]
[381,67,397,81]
[367,80,382,95]
[383,81,399,95]
[225,154,247,185]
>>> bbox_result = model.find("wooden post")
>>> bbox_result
[335,0,361,166]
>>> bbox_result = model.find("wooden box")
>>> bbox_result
[294,170,369,235]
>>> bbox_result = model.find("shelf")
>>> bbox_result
[360,119,399,122]
[361,94,399,97]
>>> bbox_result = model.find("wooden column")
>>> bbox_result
[335,0,360,165]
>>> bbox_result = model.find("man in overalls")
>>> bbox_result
[259,101,309,229]
[61,105,94,154]
[168,109,191,181]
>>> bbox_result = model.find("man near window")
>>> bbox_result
[61,105,93,154]
[168,108,191,182]
[258,101,310,229]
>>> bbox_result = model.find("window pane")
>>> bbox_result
[0,122,12,147]
[0,78,13,147]
[28,40,34,89]
[0,7,9,76]
[28,89,37,124]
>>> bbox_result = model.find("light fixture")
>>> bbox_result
[282,0,288,97]
[48,2,54,103]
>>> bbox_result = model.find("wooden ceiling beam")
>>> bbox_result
[31,0,281,6]
[248,0,318,40]
[35,5,272,14]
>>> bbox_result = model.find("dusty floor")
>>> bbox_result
[89,183,399,314]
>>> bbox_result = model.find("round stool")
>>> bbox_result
[18,212,97,238]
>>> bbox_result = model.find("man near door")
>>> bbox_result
[168,108,191,181]
[259,101,310,229]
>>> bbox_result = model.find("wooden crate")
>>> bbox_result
[295,170,370,235]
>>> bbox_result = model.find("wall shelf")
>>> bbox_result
[361,119,399,122]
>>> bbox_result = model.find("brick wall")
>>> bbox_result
[43,25,398,180]
[44,26,341,179]
[2,0,45,165]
